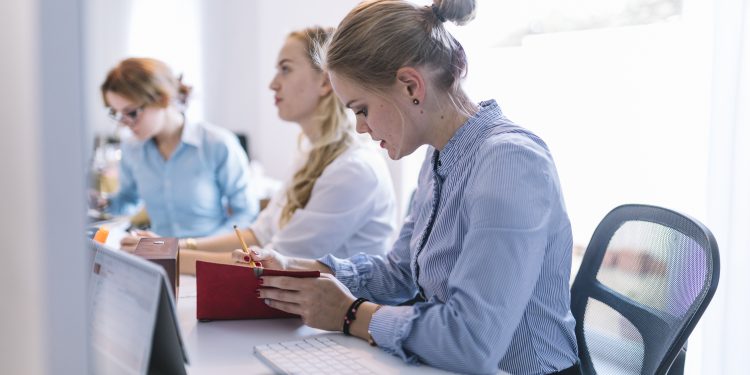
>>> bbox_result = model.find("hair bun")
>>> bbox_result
[431,4,446,23]
[433,0,476,26]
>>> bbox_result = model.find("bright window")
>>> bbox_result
[438,0,712,247]
[127,0,204,120]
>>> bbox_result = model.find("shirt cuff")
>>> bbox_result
[369,305,420,363]
[318,253,374,293]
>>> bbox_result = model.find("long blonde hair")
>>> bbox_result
[325,0,476,114]
[279,26,355,227]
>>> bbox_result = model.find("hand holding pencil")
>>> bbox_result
[233,225,262,269]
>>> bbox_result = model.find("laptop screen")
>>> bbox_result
[88,242,187,374]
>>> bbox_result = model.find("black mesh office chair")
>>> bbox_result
[570,204,720,375]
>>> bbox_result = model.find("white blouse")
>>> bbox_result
[250,142,396,259]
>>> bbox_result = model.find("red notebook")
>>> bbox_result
[195,261,320,321]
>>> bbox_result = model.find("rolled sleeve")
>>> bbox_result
[369,305,420,363]
[318,253,374,293]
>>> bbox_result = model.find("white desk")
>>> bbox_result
[176,275,454,374]
[89,216,130,249]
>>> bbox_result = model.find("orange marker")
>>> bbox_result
[93,226,110,244]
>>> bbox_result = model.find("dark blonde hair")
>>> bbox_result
[326,0,476,110]
[101,57,192,109]
[279,26,355,227]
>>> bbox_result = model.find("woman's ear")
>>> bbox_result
[395,67,425,104]
[319,74,333,97]
[155,94,170,108]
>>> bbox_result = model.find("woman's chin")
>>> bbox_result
[132,131,150,141]
[387,143,416,161]
[277,110,298,124]
[385,145,401,160]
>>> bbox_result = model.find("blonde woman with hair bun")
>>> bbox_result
[234,1,581,374]
[169,26,397,275]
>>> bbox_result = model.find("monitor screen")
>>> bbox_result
[88,242,186,374]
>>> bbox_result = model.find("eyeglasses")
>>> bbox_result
[107,105,144,125]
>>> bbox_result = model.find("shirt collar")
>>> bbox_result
[434,100,502,176]
[180,120,201,147]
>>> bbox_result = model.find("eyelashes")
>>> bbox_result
[354,107,368,117]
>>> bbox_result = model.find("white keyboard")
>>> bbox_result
[254,336,376,375]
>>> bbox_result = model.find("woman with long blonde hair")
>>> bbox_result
[137,26,397,274]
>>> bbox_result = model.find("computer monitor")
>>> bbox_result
[88,241,188,374]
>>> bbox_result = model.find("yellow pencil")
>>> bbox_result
[233,224,254,268]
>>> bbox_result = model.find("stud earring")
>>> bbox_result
[412,98,420,105]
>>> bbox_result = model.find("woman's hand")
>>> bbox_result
[259,274,355,332]
[232,245,289,270]
[120,229,159,252]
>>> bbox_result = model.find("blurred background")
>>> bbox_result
[1,0,748,373]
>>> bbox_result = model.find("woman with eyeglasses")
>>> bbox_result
[98,57,259,239]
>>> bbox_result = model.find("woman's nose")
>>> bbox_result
[355,117,370,134]
[269,76,280,91]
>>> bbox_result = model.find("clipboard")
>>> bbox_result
[195,261,320,321]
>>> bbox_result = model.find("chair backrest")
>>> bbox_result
[570,204,720,375]
[235,132,251,160]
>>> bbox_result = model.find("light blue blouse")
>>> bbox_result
[320,100,579,374]
[108,121,258,238]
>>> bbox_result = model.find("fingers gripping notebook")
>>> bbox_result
[195,261,320,321]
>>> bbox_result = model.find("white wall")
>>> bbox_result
[0,0,44,372]
[701,0,750,372]
[459,16,713,247]
[200,0,262,157]
[39,0,89,370]
[0,0,89,373]
[84,0,133,136]
[201,0,357,178]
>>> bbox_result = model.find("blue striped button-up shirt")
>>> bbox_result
[320,100,578,374]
